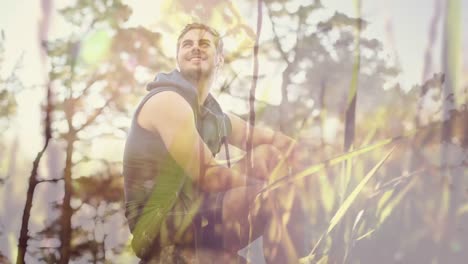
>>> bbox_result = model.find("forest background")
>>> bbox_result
[0,0,467,263]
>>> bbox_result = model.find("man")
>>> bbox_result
[123,23,301,263]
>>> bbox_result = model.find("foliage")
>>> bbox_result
[17,0,171,263]
[3,0,467,263]
[0,31,22,130]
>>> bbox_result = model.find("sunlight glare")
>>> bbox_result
[80,29,112,66]
[323,116,340,143]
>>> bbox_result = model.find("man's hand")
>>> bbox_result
[226,112,309,179]
[250,145,289,182]
[270,132,309,173]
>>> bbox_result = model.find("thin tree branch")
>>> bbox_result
[37,178,63,184]
[75,92,118,132]
[265,3,290,64]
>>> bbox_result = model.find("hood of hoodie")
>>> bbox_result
[146,69,221,111]
[146,70,198,106]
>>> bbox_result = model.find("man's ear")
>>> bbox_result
[176,56,181,71]
[216,55,224,67]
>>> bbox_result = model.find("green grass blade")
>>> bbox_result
[457,203,468,216]
[327,147,395,234]
[379,177,417,224]
[259,137,396,196]
[444,0,462,106]
[343,0,361,151]
[356,229,375,241]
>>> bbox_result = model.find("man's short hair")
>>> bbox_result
[176,23,224,54]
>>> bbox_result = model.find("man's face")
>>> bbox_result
[176,29,221,81]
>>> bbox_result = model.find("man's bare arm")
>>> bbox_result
[226,112,296,153]
[138,91,247,192]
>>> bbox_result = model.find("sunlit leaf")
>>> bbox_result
[260,138,396,195]
[362,126,377,147]
[443,0,462,106]
[377,190,394,213]
[174,197,203,241]
[457,203,468,216]
[319,174,335,213]
[356,229,375,241]
[9,232,17,262]
[298,254,315,264]
[317,255,329,264]
[305,233,326,261]
[343,0,361,154]
[379,177,417,224]
[352,209,364,232]
[328,147,395,234]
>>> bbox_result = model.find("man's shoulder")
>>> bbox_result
[139,91,195,128]
[144,90,192,111]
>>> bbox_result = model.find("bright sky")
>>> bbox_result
[1,0,466,104]
[0,0,466,261]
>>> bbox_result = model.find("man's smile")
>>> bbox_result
[188,56,205,65]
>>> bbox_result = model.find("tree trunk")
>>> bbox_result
[58,137,75,264]
[16,158,39,264]
[17,83,53,264]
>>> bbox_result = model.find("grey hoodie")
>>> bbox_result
[122,70,231,255]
